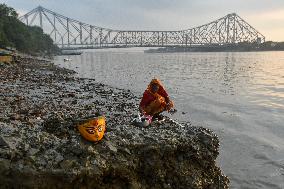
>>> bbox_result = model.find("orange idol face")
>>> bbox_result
[78,116,106,142]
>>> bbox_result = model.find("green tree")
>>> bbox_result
[0,3,59,55]
[0,3,18,18]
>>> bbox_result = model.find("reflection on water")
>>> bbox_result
[55,50,284,189]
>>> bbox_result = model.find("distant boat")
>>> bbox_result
[60,51,82,55]
[63,58,72,61]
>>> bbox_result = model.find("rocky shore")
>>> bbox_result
[0,57,229,188]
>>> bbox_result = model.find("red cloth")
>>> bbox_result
[139,79,169,109]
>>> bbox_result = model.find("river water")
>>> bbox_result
[54,49,284,189]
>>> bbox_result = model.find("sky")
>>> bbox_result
[2,0,284,41]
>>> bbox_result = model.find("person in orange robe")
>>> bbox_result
[139,78,174,119]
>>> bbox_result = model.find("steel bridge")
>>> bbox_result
[19,6,265,49]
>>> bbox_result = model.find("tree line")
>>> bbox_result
[0,3,60,55]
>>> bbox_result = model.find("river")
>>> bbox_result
[54,49,284,189]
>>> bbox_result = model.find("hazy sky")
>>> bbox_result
[3,0,284,41]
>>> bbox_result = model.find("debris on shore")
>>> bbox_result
[0,57,229,188]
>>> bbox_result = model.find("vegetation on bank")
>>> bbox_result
[145,41,284,53]
[0,4,59,55]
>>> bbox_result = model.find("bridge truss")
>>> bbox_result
[19,6,265,49]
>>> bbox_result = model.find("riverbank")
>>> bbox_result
[145,42,284,53]
[0,56,229,188]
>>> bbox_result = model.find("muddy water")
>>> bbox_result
[55,49,284,189]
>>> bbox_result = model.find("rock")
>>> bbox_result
[24,144,30,152]
[60,159,78,170]
[105,141,117,153]
[37,158,47,167]
[122,148,131,155]
[10,114,21,120]
[0,137,9,148]
[27,155,36,163]
[68,93,76,97]
[87,146,94,153]
[87,146,98,155]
